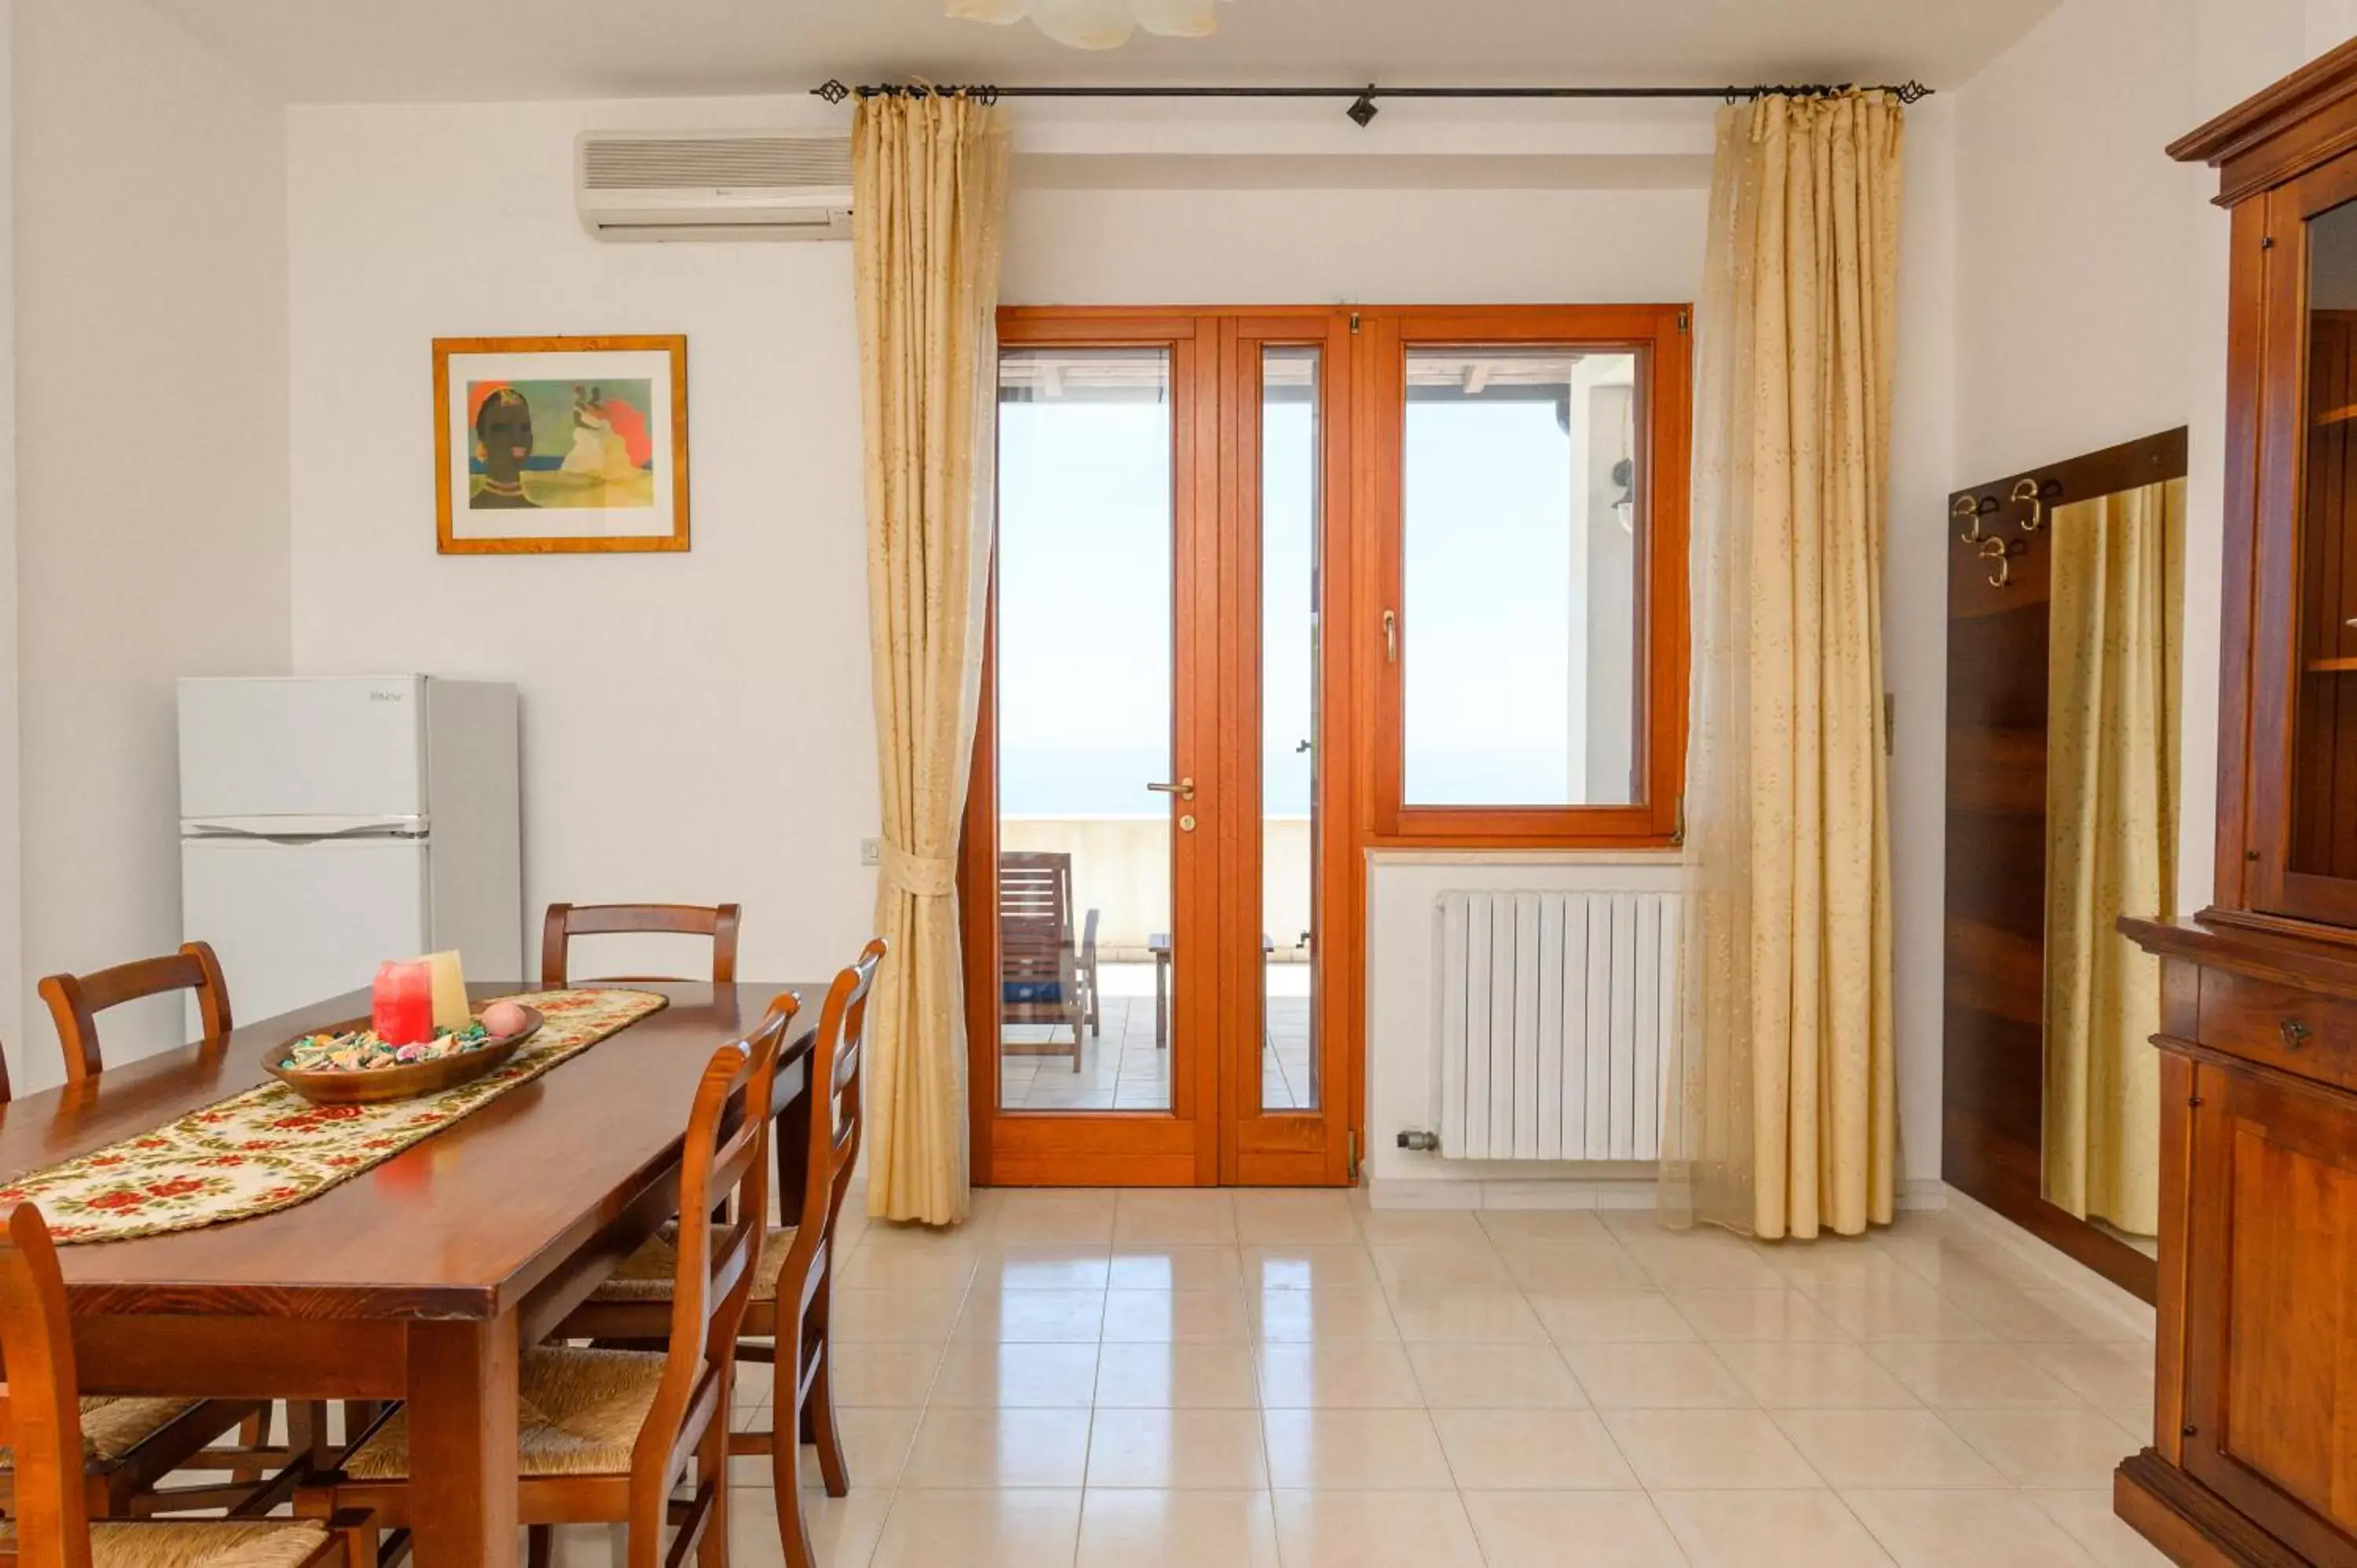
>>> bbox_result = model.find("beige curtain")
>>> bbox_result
[2041,480,2183,1238]
[1664,92,1904,1240]
[854,93,1010,1225]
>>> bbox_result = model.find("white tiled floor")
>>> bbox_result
[1000,963,1317,1113]
[541,1192,2170,1567]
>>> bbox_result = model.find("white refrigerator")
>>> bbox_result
[178,676,522,1028]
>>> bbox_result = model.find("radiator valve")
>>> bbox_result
[1395,1130,1440,1152]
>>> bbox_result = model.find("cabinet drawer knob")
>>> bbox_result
[2281,1017,2312,1050]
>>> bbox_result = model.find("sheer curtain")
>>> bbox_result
[2042,480,2184,1238]
[855,93,1010,1225]
[1664,91,1904,1240]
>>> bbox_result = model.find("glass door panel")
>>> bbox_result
[1223,313,1354,1189]
[2294,196,2357,886]
[1261,345,1321,1114]
[995,346,1178,1115]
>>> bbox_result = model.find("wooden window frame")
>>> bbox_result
[1358,305,1692,848]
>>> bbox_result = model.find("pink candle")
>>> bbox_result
[372,959,435,1046]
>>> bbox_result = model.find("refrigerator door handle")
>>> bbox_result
[181,815,429,844]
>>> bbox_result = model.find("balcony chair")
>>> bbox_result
[999,852,1096,1071]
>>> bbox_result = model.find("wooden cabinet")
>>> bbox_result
[2121,36,2357,1567]
[2183,1057,2357,1565]
[2121,938,2357,1568]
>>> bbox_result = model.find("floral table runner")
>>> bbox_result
[1,988,667,1244]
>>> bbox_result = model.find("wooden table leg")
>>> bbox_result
[406,1316,519,1568]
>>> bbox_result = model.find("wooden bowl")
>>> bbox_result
[263,1006,544,1106]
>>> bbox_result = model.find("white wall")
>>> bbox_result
[1896,0,2344,1210]
[2311,0,2357,60]
[1004,184,1707,306]
[1952,0,2204,489]
[1886,98,1960,1185]
[0,0,21,1083]
[1951,0,2212,931]
[1948,0,2342,932]
[287,97,880,989]
[13,0,289,1088]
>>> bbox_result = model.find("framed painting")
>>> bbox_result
[433,335,690,554]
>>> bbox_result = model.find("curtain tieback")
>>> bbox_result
[880,841,956,899]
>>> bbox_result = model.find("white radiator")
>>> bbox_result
[1433,889,1680,1161]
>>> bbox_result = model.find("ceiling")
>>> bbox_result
[137,0,2060,106]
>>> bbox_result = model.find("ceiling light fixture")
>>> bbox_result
[947,0,1232,51]
[1346,86,1378,126]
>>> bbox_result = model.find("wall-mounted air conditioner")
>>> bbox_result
[575,130,852,242]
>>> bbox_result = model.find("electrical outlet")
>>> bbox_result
[860,838,882,867]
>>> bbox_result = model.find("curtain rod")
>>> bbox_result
[813,78,1932,126]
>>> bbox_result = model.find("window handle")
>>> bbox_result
[1383,609,1398,664]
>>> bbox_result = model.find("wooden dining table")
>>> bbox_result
[0,979,820,1568]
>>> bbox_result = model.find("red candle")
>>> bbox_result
[372,959,435,1046]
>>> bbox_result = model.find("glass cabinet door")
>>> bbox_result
[2291,196,2357,891]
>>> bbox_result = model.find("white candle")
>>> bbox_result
[418,950,470,1032]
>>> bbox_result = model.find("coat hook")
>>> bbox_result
[1952,495,1982,543]
[1955,494,1998,544]
[1979,534,2012,588]
[2012,477,2045,533]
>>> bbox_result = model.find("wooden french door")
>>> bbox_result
[961,308,1357,1187]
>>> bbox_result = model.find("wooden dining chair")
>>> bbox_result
[0,1201,376,1568]
[298,999,789,1568]
[25,942,306,1517]
[559,940,883,1568]
[541,903,742,987]
[38,943,232,1085]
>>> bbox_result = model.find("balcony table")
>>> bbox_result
[1147,932,1273,1050]
[0,979,818,1568]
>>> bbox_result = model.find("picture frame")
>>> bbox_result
[433,335,690,555]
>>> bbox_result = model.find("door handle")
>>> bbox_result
[1147,778,1196,801]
